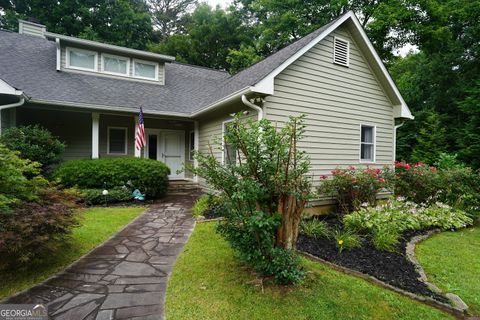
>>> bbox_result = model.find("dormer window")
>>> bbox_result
[133,59,158,80]
[66,47,97,71]
[102,54,129,76]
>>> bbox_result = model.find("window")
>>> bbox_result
[133,59,158,80]
[222,120,237,165]
[360,125,375,162]
[189,131,195,161]
[102,54,129,75]
[333,37,349,67]
[67,47,97,71]
[108,127,127,155]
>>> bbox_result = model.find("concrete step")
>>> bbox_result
[167,180,201,195]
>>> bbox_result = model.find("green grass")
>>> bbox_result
[416,227,480,315]
[0,206,145,299]
[166,222,452,320]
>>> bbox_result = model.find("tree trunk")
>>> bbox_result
[275,194,306,249]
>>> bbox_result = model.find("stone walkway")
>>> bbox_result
[4,195,197,320]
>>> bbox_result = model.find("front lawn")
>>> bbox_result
[0,206,145,299]
[416,227,480,315]
[166,222,452,320]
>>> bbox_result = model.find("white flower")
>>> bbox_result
[361,202,369,207]
[102,189,109,196]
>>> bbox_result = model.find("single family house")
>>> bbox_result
[0,11,413,202]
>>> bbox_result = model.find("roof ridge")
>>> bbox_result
[172,61,230,74]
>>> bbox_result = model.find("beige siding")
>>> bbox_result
[61,45,165,85]
[16,106,92,160]
[99,114,135,158]
[264,26,394,186]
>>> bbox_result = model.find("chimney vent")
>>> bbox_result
[18,19,46,38]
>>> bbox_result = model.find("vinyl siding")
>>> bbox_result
[264,26,394,186]
[16,106,92,160]
[61,45,165,85]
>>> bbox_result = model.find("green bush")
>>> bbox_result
[0,144,47,213]
[80,187,132,205]
[343,198,473,251]
[394,161,441,204]
[0,125,65,171]
[300,219,330,239]
[0,186,79,269]
[54,157,170,198]
[333,229,362,252]
[192,195,212,218]
[318,166,393,214]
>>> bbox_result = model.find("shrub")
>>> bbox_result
[343,198,473,251]
[333,229,362,252]
[54,157,170,198]
[0,125,65,171]
[300,219,330,239]
[80,187,132,205]
[318,166,393,214]
[393,161,440,204]
[0,186,79,269]
[435,153,465,170]
[0,144,47,213]
[191,115,312,284]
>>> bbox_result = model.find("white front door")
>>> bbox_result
[144,129,185,179]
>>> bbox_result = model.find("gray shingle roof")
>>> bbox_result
[0,13,344,115]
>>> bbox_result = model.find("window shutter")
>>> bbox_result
[333,37,349,67]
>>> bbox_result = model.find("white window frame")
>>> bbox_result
[189,130,195,161]
[359,124,376,163]
[333,36,350,67]
[66,47,98,72]
[107,126,128,155]
[132,58,159,81]
[221,119,236,165]
[101,53,130,76]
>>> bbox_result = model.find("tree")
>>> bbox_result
[190,115,312,283]
[1,0,153,49]
[146,0,197,40]
[411,111,447,165]
[457,81,480,168]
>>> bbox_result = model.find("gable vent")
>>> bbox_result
[333,37,349,67]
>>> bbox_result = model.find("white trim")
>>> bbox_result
[190,86,251,118]
[333,36,350,67]
[359,124,376,163]
[221,118,235,165]
[193,121,199,182]
[66,47,98,72]
[133,58,159,81]
[101,53,130,76]
[0,79,23,96]
[55,38,61,71]
[45,32,175,62]
[107,126,128,155]
[251,11,413,119]
[91,113,100,159]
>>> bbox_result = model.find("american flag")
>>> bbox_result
[135,107,145,150]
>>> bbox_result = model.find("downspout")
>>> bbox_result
[0,96,25,133]
[393,121,405,162]
[241,94,263,121]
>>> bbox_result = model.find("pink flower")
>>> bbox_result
[320,175,328,180]
[404,163,411,169]
[378,178,385,182]
[374,169,381,174]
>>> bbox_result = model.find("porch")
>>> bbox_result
[12,105,199,180]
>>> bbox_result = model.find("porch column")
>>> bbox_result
[91,112,99,159]
[194,120,199,182]
[134,115,141,157]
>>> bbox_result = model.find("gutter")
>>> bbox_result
[190,86,251,118]
[0,95,25,133]
[241,95,263,120]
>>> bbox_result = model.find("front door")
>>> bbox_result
[144,129,185,179]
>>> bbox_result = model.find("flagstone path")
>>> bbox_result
[4,195,197,320]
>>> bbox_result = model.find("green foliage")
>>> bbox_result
[226,44,262,74]
[192,194,211,218]
[393,162,440,205]
[435,153,465,170]
[0,186,79,269]
[80,187,133,205]
[318,166,393,214]
[190,114,312,284]
[53,157,170,198]
[0,144,47,213]
[411,112,447,165]
[0,125,65,171]
[343,198,473,251]
[333,229,362,253]
[300,219,330,239]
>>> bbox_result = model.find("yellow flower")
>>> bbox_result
[338,240,344,245]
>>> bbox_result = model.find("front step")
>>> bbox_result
[167,180,201,195]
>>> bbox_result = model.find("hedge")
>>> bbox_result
[54,158,170,198]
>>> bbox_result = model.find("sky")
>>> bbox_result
[204,0,233,8]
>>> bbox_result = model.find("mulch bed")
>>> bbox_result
[296,217,449,303]
[203,204,224,219]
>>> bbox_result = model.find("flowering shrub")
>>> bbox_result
[343,198,473,251]
[393,161,440,204]
[318,166,393,214]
